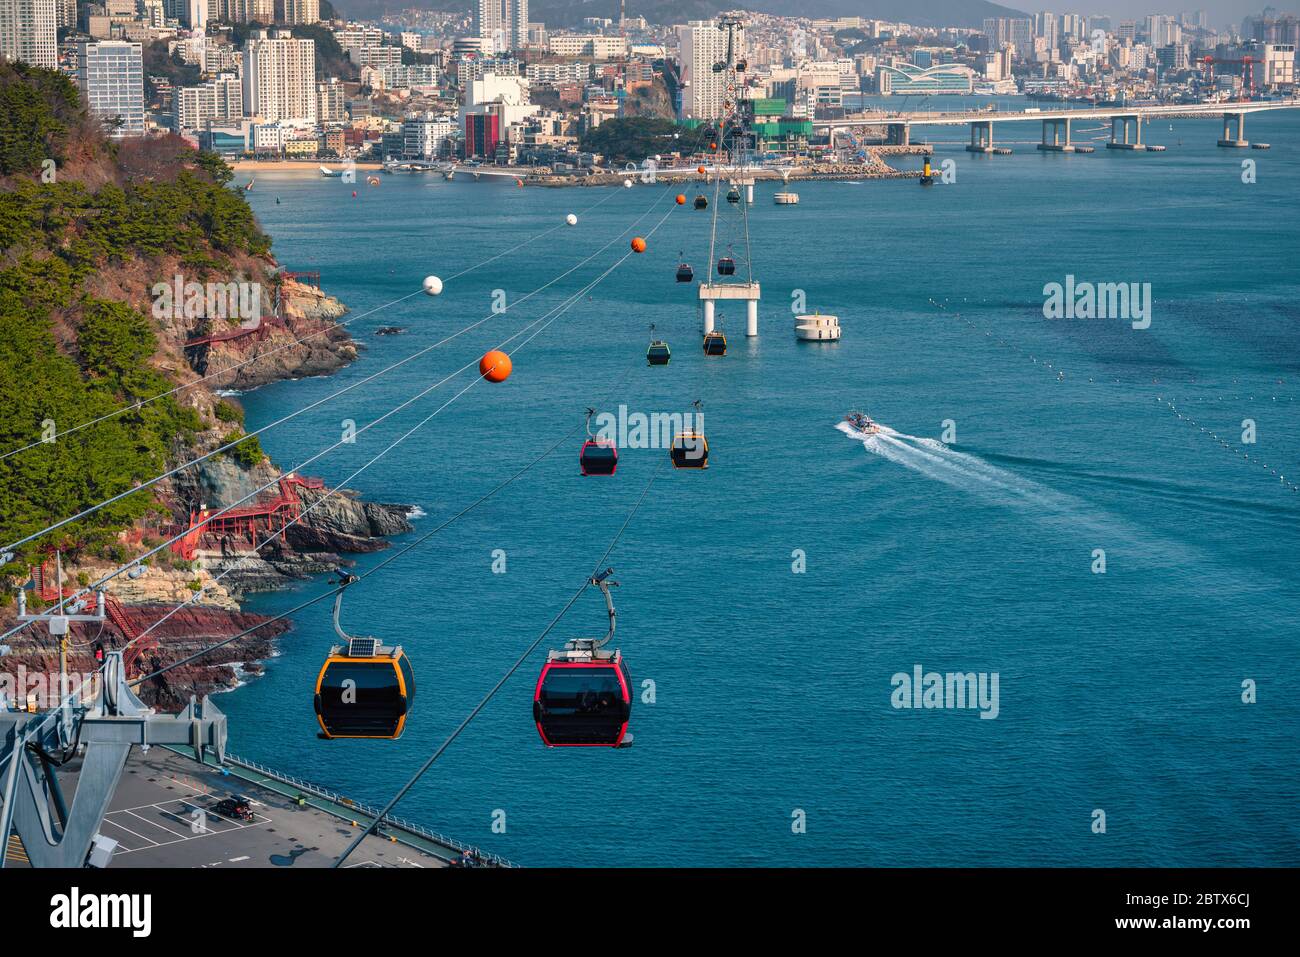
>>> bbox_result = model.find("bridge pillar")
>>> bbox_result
[886,123,910,146]
[1037,117,1075,152]
[1218,112,1248,147]
[703,300,715,334]
[1106,115,1144,150]
[966,120,993,153]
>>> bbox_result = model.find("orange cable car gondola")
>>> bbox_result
[314,575,414,740]
[670,400,710,469]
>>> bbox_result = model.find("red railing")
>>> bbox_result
[171,473,324,560]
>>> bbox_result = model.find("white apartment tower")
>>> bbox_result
[173,73,242,129]
[76,40,145,136]
[275,0,319,25]
[243,29,317,123]
[0,0,57,69]
[677,19,737,120]
[478,0,528,54]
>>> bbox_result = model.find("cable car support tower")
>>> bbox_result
[701,15,761,339]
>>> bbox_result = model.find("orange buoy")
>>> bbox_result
[631,237,647,253]
[479,350,512,383]
[697,165,706,174]
[710,142,717,150]
[675,194,686,205]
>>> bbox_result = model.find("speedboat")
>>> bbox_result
[844,410,880,435]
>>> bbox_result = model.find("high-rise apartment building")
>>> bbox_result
[0,0,57,69]
[478,0,528,54]
[677,19,735,120]
[210,0,274,24]
[173,72,242,129]
[76,39,145,136]
[275,0,318,26]
[242,29,317,123]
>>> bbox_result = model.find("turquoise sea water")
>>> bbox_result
[224,109,1300,866]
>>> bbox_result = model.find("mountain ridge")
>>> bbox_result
[337,1,1030,32]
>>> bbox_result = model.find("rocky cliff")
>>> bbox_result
[0,65,412,708]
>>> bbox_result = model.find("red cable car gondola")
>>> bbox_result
[533,570,633,748]
[579,408,617,475]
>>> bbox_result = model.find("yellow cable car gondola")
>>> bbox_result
[703,330,727,356]
[670,400,709,469]
[313,575,414,739]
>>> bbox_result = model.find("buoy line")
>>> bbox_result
[2,185,678,557]
[50,238,662,669]
[0,185,632,464]
[0,190,680,708]
[137,309,658,688]
[929,298,1300,498]
[0,202,683,664]
[1,239,671,789]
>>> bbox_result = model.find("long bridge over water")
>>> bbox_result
[818,98,1300,152]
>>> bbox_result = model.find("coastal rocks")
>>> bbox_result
[287,486,413,554]
[110,604,291,709]
[87,562,239,611]
[199,278,357,392]
[375,326,405,336]
[0,604,291,711]
[162,457,412,595]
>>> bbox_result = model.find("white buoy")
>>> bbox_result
[623,179,633,188]
[566,213,577,226]
[422,275,443,296]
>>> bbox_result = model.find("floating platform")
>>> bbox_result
[1074,145,1096,153]
[992,147,1013,155]
[795,313,841,342]
[1146,145,1167,152]
[1251,142,1271,150]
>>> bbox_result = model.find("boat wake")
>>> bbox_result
[835,418,1279,586]
[834,419,1192,562]
[837,421,1073,512]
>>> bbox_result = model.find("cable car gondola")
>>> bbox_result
[533,569,633,748]
[314,575,414,739]
[670,401,709,469]
[703,330,727,356]
[646,323,670,365]
[579,408,618,476]
[726,187,741,204]
[693,195,708,210]
[717,257,736,276]
[676,252,694,283]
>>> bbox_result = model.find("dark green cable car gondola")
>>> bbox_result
[693,195,708,210]
[646,323,670,365]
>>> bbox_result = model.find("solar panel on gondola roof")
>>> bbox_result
[348,636,377,657]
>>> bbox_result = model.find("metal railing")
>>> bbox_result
[220,751,516,867]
